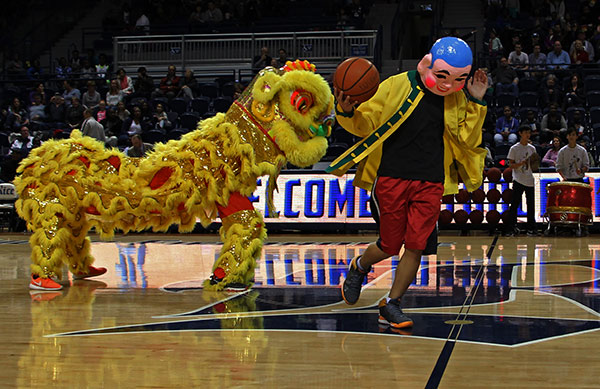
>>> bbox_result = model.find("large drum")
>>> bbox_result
[546,182,593,225]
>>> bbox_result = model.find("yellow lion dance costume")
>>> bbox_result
[15,61,334,291]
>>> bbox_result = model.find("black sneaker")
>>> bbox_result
[341,255,370,305]
[526,230,538,237]
[378,298,414,328]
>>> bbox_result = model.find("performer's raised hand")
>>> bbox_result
[467,69,488,101]
[334,87,358,114]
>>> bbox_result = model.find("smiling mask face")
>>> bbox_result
[417,37,472,96]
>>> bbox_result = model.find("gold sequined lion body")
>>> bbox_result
[15,61,334,290]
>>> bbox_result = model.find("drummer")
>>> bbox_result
[556,127,590,183]
[505,125,538,237]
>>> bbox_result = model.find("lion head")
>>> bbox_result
[234,60,335,167]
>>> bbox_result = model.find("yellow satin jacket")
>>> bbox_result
[326,70,487,195]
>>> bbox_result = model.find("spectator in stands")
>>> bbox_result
[202,1,223,25]
[154,65,181,100]
[133,66,154,99]
[80,58,96,79]
[493,57,519,97]
[539,74,562,108]
[349,0,366,29]
[521,109,541,144]
[542,136,562,167]
[100,108,122,141]
[55,57,72,79]
[70,49,82,73]
[275,49,288,67]
[556,127,589,182]
[80,108,106,143]
[29,83,47,106]
[485,29,503,70]
[570,40,590,64]
[5,98,29,133]
[82,81,101,109]
[562,74,585,111]
[45,94,67,131]
[28,93,48,135]
[95,53,111,79]
[189,4,204,27]
[179,69,198,101]
[153,103,171,132]
[86,48,98,67]
[569,30,594,62]
[508,43,529,72]
[541,103,567,143]
[122,106,148,137]
[528,44,547,78]
[125,134,153,157]
[252,47,272,74]
[233,82,244,100]
[94,100,107,122]
[139,101,153,123]
[523,32,541,55]
[568,110,590,143]
[106,79,125,108]
[115,101,130,121]
[66,97,85,132]
[26,59,43,81]
[6,52,26,78]
[494,106,519,146]
[117,68,135,96]
[10,126,34,158]
[546,40,571,71]
[62,80,81,107]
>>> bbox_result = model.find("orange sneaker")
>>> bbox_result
[29,274,63,291]
[73,265,107,280]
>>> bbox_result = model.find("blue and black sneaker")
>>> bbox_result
[378,298,414,329]
[341,255,370,305]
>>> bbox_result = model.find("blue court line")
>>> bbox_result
[424,234,499,389]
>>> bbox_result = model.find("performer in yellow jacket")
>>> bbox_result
[327,37,488,329]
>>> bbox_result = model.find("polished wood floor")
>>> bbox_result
[1,230,599,388]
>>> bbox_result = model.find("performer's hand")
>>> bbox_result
[334,87,358,114]
[467,69,488,101]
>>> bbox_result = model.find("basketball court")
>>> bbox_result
[1,230,599,388]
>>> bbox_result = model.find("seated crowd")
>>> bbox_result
[0,61,247,183]
[480,0,600,170]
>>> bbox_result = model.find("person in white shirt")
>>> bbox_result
[508,43,529,71]
[556,127,589,182]
[505,125,538,236]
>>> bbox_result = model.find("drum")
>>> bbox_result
[546,182,593,225]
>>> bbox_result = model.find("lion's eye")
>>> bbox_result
[291,90,313,114]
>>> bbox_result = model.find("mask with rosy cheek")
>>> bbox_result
[417,37,473,96]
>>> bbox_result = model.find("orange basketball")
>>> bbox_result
[503,167,513,183]
[453,209,469,224]
[485,209,501,224]
[487,167,502,183]
[487,188,501,203]
[469,209,484,224]
[333,57,380,104]
[439,209,453,225]
[455,189,471,204]
[471,188,486,203]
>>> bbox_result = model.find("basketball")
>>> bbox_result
[502,188,513,203]
[442,194,454,204]
[454,209,469,224]
[486,209,501,224]
[487,167,502,183]
[333,57,380,104]
[455,189,471,203]
[487,188,501,203]
[471,188,486,203]
[503,167,513,183]
[501,210,511,224]
[469,209,484,224]
[439,209,453,224]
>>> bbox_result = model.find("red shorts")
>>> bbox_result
[372,177,443,255]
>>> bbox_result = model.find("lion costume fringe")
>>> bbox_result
[14,61,334,290]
